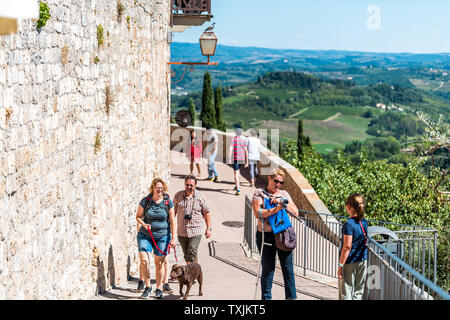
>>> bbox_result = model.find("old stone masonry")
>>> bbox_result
[0,0,172,299]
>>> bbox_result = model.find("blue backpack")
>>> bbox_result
[264,198,292,234]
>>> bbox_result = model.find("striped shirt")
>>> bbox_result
[173,190,210,238]
[232,136,247,162]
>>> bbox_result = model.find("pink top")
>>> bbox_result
[188,139,202,161]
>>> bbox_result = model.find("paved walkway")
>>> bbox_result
[91,151,338,300]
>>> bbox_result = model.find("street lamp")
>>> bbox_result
[199,24,218,63]
[168,23,218,84]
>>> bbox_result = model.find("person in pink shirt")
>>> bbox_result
[187,130,202,177]
[229,128,248,195]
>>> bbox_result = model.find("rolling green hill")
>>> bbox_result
[170,43,450,94]
[172,71,450,154]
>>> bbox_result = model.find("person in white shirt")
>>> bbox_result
[205,127,219,182]
[246,129,261,187]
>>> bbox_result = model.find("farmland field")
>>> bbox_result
[253,112,372,154]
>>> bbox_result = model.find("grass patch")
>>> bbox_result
[302,114,372,154]
[105,85,113,115]
[94,130,102,154]
[97,24,104,48]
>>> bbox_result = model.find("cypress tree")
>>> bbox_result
[297,118,311,158]
[200,71,215,128]
[188,98,196,124]
[214,85,226,131]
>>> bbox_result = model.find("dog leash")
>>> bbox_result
[146,226,178,263]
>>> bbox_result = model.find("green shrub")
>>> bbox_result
[36,2,51,29]
[281,140,449,290]
[97,24,104,48]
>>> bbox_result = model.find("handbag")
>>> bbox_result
[274,226,297,252]
[263,197,297,251]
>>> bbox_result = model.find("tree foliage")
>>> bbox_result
[214,85,226,131]
[188,98,196,124]
[297,118,311,158]
[281,140,449,290]
[367,111,425,139]
[200,72,216,128]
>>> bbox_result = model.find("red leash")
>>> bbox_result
[146,226,178,263]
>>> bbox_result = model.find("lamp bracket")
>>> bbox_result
[168,57,218,83]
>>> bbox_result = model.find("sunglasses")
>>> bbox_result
[273,179,284,185]
[185,184,195,187]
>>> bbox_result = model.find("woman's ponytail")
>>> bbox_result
[345,194,366,221]
[356,202,365,221]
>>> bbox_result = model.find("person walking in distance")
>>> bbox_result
[136,178,176,299]
[173,175,212,264]
[338,193,368,300]
[187,130,202,178]
[205,126,219,182]
[229,128,248,195]
[246,129,261,187]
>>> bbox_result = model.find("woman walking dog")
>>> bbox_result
[136,178,176,299]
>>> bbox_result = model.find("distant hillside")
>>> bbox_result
[171,70,450,153]
[170,43,450,94]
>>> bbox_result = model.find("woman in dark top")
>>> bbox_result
[136,178,176,299]
[338,193,369,300]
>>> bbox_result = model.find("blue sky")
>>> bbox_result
[172,0,450,53]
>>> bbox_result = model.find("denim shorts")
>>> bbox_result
[233,161,243,170]
[137,232,171,256]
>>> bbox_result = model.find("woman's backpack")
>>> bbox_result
[139,193,171,237]
[263,196,297,252]
[274,226,297,252]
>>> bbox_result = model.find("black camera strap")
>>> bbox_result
[183,190,197,220]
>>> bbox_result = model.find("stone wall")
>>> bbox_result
[0,0,171,299]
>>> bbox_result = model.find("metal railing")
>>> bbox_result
[243,195,449,300]
[364,236,449,300]
[172,0,211,14]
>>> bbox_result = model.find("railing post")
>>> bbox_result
[433,231,437,284]
[303,217,307,277]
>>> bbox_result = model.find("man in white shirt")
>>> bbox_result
[205,126,219,182]
[246,129,261,187]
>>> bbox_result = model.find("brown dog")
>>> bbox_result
[170,263,203,300]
